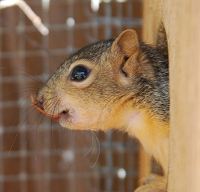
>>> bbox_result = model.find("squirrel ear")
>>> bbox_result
[111,29,140,85]
[111,29,139,57]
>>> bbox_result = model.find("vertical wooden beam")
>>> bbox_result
[139,0,162,179]
[163,0,200,191]
[143,1,200,191]
[142,0,162,44]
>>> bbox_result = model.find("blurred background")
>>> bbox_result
[0,0,144,191]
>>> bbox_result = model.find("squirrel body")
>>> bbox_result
[33,29,169,192]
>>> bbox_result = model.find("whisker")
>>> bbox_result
[48,85,63,144]
[21,82,55,99]
[33,95,57,110]
[89,131,101,168]
[83,131,101,168]
[50,98,58,115]
[31,110,45,162]
[43,95,59,102]
[84,131,95,157]
[50,98,60,136]
[9,132,19,152]
[44,98,59,114]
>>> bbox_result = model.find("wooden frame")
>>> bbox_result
[143,0,200,191]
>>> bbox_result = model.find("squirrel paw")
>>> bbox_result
[135,175,167,192]
[135,185,166,192]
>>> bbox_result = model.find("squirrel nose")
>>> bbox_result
[36,96,44,110]
[31,94,44,111]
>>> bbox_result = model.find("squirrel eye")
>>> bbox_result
[70,65,91,82]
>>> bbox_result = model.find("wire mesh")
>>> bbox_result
[0,0,143,191]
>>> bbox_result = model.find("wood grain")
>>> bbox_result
[163,1,200,191]
[139,0,162,180]
[143,0,200,191]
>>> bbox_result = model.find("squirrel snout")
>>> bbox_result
[31,94,45,113]
[31,94,60,122]
[36,96,44,110]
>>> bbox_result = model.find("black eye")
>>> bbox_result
[70,65,91,82]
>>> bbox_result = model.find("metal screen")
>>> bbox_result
[0,0,142,191]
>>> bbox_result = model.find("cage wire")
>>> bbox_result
[0,0,142,191]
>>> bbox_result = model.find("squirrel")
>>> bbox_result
[32,29,169,192]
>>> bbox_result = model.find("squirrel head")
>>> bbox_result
[32,29,157,131]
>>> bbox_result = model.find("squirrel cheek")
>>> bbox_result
[72,109,101,130]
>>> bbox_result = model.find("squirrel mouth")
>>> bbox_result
[58,110,70,122]
[34,104,69,122]
[42,110,70,122]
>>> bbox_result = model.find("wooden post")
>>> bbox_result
[139,0,162,180]
[143,0,200,191]
[163,1,200,191]
[143,0,162,44]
